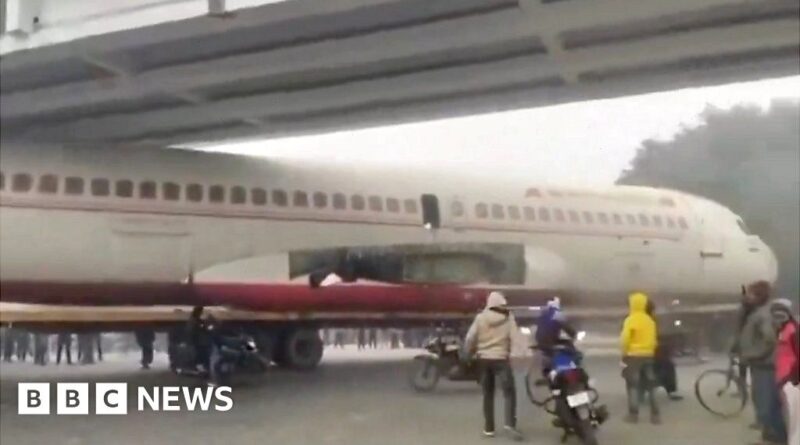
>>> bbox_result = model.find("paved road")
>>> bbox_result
[0,348,754,445]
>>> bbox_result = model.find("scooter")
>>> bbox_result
[172,331,268,385]
[408,328,479,392]
[530,340,608,445]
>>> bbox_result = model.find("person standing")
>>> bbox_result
[16,331,30,362]
[368,328,378,349]
[620,292,660,424]
[463,291,524,440]
[357,328,366,350]
[334,330,345,349]
[732,289,758,424]
[771,299,799,445]
[33,334,49,366]
[135,330,156,370]
[95,334,104,362]
[739,281,786,444]
[647,301,683,401]
[2,328,16,362]
[77,334,95,364]
[56,333,73,365]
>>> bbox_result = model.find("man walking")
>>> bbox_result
[464,291,524,441]
[135,330,156,370]
[739,281,786,444]
[620,292,660,424]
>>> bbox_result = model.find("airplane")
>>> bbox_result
[0,144,778,369]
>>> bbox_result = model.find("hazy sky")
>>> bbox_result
[203,76,800,186]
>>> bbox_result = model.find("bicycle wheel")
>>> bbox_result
[525,367,550,406]
[694,369,747,417]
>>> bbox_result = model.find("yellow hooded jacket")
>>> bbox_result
[620,292,657,357]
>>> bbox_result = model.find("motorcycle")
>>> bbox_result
[408,328,479,392]
[529,342,608,445]
[172,331,269,385]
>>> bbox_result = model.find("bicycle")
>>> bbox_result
[694,355,748,417]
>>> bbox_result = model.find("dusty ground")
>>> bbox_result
[0,347,755,445]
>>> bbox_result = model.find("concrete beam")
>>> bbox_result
[0,7,534,119]
[26,53,560,141]
[22,17,799,142]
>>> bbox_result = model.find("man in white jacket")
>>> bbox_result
[464,291,524,440]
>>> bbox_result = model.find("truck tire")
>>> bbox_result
[277,328,323,371]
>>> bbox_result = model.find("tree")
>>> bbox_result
[618,100,799,300]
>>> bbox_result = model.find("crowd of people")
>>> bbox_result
[461,283,799,444]
[323,327,431,350]
[0,330,104,365]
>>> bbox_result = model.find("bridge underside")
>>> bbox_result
[1,0,798,146]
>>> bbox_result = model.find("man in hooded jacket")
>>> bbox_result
[464,291,524,441]
[620,291,660,424]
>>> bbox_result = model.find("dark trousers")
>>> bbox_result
[479,359,517,431]
[654,357,677,394]
[623,356,659,417]
[751,366,787,442]
[57,340,72,364]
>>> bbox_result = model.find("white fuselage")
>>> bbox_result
[0,145,777,307]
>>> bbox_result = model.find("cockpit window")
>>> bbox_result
[737,218,752,235]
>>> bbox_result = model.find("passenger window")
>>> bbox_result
[652,215,663,227]
[491,204,505,219]
[293,191,308,207]
[476,203,488,219]
[39,174,59,194]
[613,213,623,225]
[597,212,609,224]
[251,188,267,206]
[231,186,246,204]
[66,177,85,196]
[91,178,110,197]
[209,185,226,203]
[0,172,4,190]
[568,210,580,223]
[452,201,465,217]
[116,180,133,198]
[351,194,365,211]
[638,214,650,226]
[312,192,327,208]
[524,206,536,221]
[187,184,204,202]
[368,196,383,212]
[626,214,637,225]
[138,181,156,199]
[538,208,550,222]
[404,199,418,214]
[553,208,565,222]
[12,173,33,192]
[387,198,400,213]
[666,216,676,228]
[508,205,521,220]
[582,211,594,224]
[333,193,347,210]
[163,182,180,201]
[659,197,676,207]
[272,189,288,207]
[678,217,689,229]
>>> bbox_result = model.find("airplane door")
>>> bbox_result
[420,194,441,229]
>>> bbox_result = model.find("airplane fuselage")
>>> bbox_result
[0,145,778,311]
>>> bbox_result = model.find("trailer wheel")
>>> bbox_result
[277,328,323,371]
